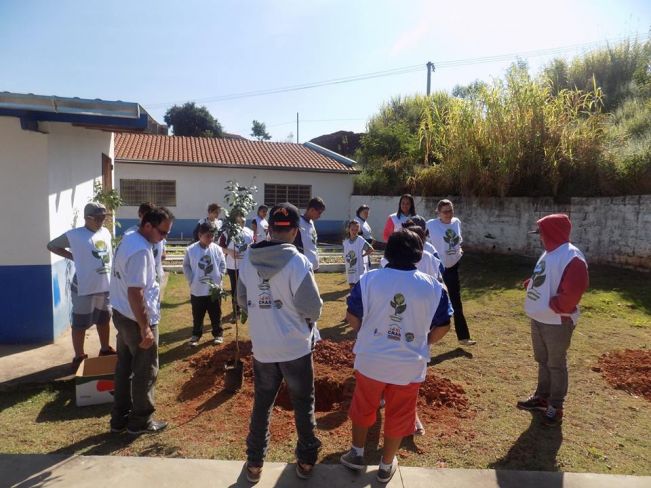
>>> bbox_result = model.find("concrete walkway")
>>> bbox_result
[2,455,650,488]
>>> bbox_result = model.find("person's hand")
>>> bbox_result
[523,278,531,289]
[139,325,155,349]
[561,315,574,326]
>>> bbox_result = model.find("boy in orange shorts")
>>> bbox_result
[341,228,452,483]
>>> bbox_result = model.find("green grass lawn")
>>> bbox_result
[1,253,649,474]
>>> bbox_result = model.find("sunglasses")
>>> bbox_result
[154,226,170,237]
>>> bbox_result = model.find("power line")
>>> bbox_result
[145,33,649,109]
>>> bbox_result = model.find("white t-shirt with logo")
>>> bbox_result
[343,236,371,284]
[525,242,587,325]
[353,268,443,385]
[65,226,112,296]
[426,218,463,268]
[298,216,319,270]
[110,231,160,324]
[184,241,226,297]
[222,227,254,270]
[238,252,318,363]
[254,216,269,242]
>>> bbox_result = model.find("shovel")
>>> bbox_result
[224,260,244,393]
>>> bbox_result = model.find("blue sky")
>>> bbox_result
[1,0,649,142]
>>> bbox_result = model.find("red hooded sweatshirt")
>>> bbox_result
[536,214,589,315]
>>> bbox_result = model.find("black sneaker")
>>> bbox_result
[71,354,88,373]
[542,406,563,427]
[340,448,365,471]
[295,461,314,479]
[376,459,398,483]
[127,420,168,435]
[245,462,262,483]
[110,423,127,434]
[516,395,548,411]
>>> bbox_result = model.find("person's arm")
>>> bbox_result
[428,288,453,344]
[161,241,167,261]
[550,258,589,316]
[362,240,374,257]
[182,251,193,284]
[47,233,73,260]
[293,268,323,323]
[293,226,304,253]
[382,217,394,242]
[127,287,155,349]
[218,233,235,258]
[346,282,363,332]
[217,248,227,277]
[236,275,248,313]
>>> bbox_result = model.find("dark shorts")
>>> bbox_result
[71,288,111,329]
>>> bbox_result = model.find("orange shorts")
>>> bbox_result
[348,371,421,438]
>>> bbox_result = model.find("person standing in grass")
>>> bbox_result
[218,214,254,322]
[237,203,323,482]
[109,207,174,435]
[293,197,326,272]
[47,202,116,371]
[517,214,588,427]
[341,229,452,483]
[343,220,374,289]
[183,222,226,347]
[251,205,269,243]
[382,194,417,242]
[354,204,374,269]
[426,199,475,346]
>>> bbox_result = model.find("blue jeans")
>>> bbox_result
[246,353,321,466]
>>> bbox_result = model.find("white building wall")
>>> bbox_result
[115,162,354,236]
[0,117,49,265]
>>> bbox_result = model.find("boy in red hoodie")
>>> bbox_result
[518,214,589,426]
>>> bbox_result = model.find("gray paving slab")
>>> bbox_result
[3,455,650,488]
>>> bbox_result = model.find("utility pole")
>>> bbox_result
[296,112,299,143]
[426,61,435,96]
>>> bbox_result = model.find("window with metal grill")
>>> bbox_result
[264,184,312,209]
[120,179,177,207]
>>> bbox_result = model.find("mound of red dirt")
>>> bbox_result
[173,339,470,448]
[598,349,651,401]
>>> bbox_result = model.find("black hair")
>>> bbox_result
[437,199,454,212]
[397,194,416,217]
[141,207,175,227]
[197,222,216,235]
[356,205,370,218]
[402,216,426,230]
[404,225,426,244]
[307,197,326,211]
[207,203,221,213]
[257,205,268,213]
[384,229,422,268]
[138,202,155,216]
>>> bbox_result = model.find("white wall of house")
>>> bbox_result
[0,117,50,266]
[115,162,355,237]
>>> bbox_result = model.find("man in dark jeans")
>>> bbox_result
[109,207,174,435]
[237,202,323,482]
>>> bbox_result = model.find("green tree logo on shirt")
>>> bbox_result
[390,293,407,317]
[345,250,357,268]
[526,260,546,301]
[443,229,460,254]
[91,240,110,274]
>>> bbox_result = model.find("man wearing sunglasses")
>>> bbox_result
[109,207,174,435]
[47,202,115,371]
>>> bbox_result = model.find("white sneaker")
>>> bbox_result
[188,336,200,347]
[213,336,224,345]
[459,339,477,346]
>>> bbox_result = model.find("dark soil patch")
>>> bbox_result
[598,349,651,401]
[172,339,471,457]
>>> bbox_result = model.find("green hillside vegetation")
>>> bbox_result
[355,38,651,197]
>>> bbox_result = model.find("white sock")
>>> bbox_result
[380,457,396,470]
[352,445,364,457]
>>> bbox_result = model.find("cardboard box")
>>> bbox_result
[75,355,117,407]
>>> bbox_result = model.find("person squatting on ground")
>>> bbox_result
[341,228,452,483]
[218,214,254,322]
[517,213,589,427]
[47,202,116,371]
[183,222,226,347]
[193,202,222,242]
[382,193,417,241]
[426,199,476,346]
[237,202,323,483]
[109,207,174,435]
[343,219,374,289]
[124,202,166,285]
[250,204,269,243]
[293,196,326,272]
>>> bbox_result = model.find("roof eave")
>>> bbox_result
[115,158,359,174]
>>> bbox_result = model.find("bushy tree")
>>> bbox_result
[251,120,271,141]
[164,102,223,137]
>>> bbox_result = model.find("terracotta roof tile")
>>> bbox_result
[114,133,356,173]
